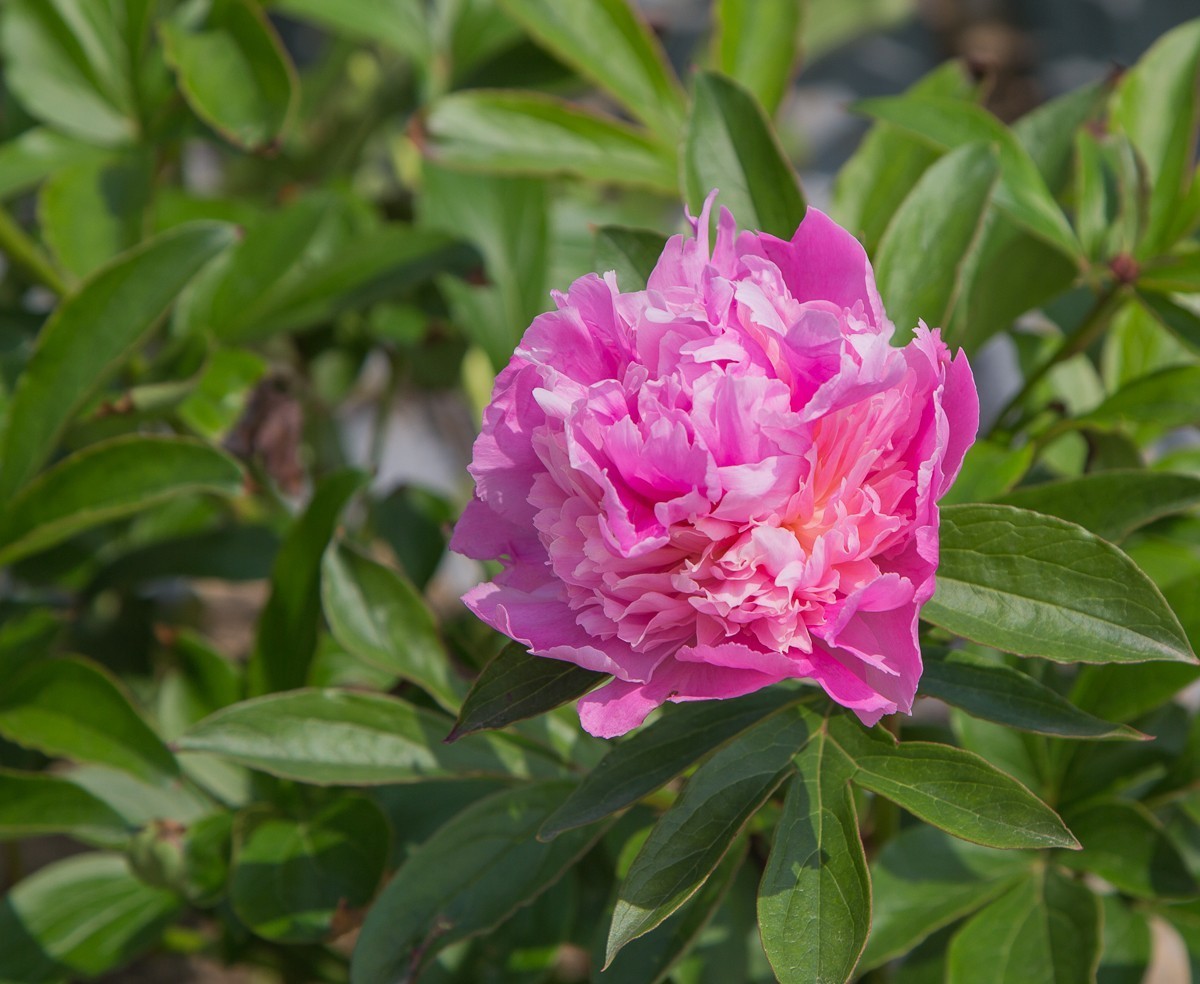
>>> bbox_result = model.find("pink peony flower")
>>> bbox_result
[452,194,979,738]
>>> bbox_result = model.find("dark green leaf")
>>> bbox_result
[995,470,1200,543]
[426,91,676,192]
[1059,799,1197,899]
[231,797,389,942]
[1110,18,1200,256]
[593,225,667,292]
[1012,78,1111,193]
[1097,895,1152,984]
[0,657,179,783]
[0,436,243,567]
[1139,249,1200,293]
[0,768,130,844]
[875,142,1000,339]
[0,853,180,982]
[448,641,602,742]
[921,651,1142,740]
[321,542,462,713]
[713,0,801,115]
[1138,289,1200,353]
[540,688,804,840]
[350,781,601,984]
[861,825,1031,971]
[247,469,364,696]
[1081,365,1200,430]
[177,688,559,785]
[923,504,1196,665]
[272,0,426,57]
[497,0,685,134]
[162,0,297,151]
[87,525,278,594]
[829,717,1077,850]
[945,869,1100,984]
[606,705,814,962]
[0,221,236,500]
[758,730,869,984]
[683,70,806,240]
[1070,661,1200,724]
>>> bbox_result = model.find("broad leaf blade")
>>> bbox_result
[1081,365,1200,430]
[0,221,236,500]
[593,226,667,292]
[177,689,558,785]
[0,768,131,845]
[758,731,869,984]
[714,0,801,115]
[684,70,806,239]
[923,504,1196,665]
[449,641,603,742]
[606,705,816,962]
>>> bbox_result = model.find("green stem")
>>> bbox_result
[988,286,1125,439]
[0,206,68,296]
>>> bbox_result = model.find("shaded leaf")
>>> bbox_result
[0,768,131,845]
[593,225,667,292]
[1081,365,1200,430]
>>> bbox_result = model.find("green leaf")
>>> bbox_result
[0,221,236,500]
[0,657,179,783]
[859,95,1079,257]
[0,436,243,567]
[177,688,558,785]
[683,71,806,240]
[497,0,684,135]
[606,705,814,963]
[713,0,801,116]
[1083,363,1200,431]
[248,469,364,696]
[1110,18,1200,256]
[426,91,676,192]
[829,717,1077,850]
[923,504,1196,666]
[272,0,425,58]
[758,731,869,984]
[1139,249,1200,293]
[995,470,1200,543]
[940,440,1032,506]
[351,781,601,984]
[162,0,297,151]
[1059,799,1198,899]
[0,768,130,844]
[540,688,804,840]
[593,225,667,293]
[0,853,181,982]
[921,651,1143,741]
[231,797,389,943]
[875,142,1000,339]
[1070,662,1200,724]
[861,825,1031,971]
[1074,129,1111,262]
[1097,895,1152,984]
[448,641,602,742]
[945,869,1100,984]
[1138,289,1200,353]
[321,542,462,714]
[1012,79,1111,193]
[39,152,153,281]
[0,0,166,145]
[832,61,974,253]
[0,127,109,201]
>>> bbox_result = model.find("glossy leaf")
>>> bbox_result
[177,689,558,785]
[684,70,806,240]
[758,730,869,984]
[875,142,1000,340]
[231,797,389,942]
[351,781,601,984]
[594,225,667,292]
[996,470,1200,543]
[0,853,180,982]
[426,91,676,192]
[540,688,804,840]
[162,0,297,151]
[923,504,1195,666]
[497,0,685,134]
[321,542,462,713]
[248,469,364,696]
[448,641,602,742]
[606,706,814,962]
[945,870,1100,984]
[829,718,1077,850]
[921,651,1142,741]
[0,768,130,844]
[861,825,1031,971]
[0,436,243,567]
[714,0,801,115]
[0,657,179,783]
[0,221,235,500]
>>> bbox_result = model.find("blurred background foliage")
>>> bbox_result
[2,0,1200,982]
